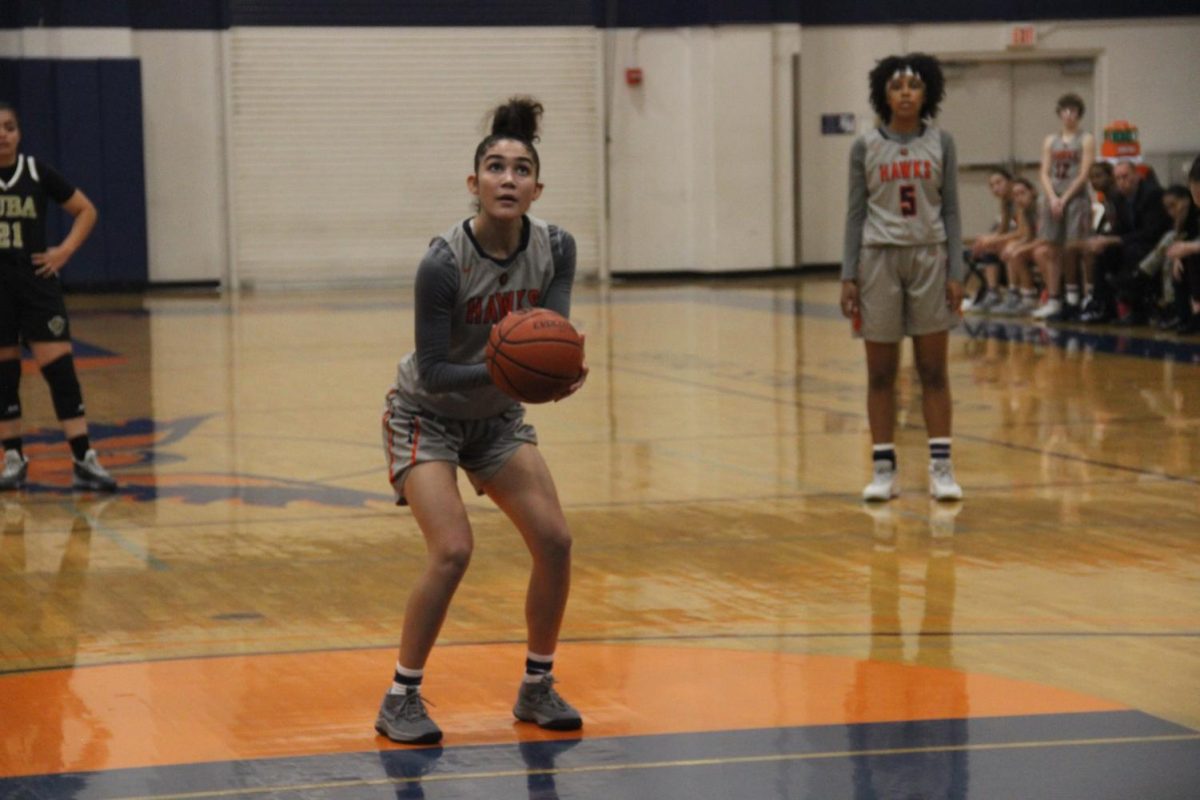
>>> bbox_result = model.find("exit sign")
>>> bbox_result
[1009,24,1037,48]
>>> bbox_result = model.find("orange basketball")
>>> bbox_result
[486,308,584,404]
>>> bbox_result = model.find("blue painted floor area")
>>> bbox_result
[4,711,1197,800]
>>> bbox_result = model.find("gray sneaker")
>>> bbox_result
[976,292,1004,314]
[513,675,582,731]
[0,450,28,490]
[73,449,118,492]
[375,690,443,744]
[993,293,1024,316]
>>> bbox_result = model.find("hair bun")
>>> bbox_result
[490,97,543,144]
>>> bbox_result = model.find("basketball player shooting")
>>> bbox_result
[375,96,586,745]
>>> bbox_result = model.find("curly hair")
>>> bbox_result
[473,96,543,177]
[1056,93,1085,118]
[868,53,945,124]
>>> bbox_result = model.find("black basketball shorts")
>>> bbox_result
[0,266,73,347]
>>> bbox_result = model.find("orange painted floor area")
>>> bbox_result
[0,642,1125,779]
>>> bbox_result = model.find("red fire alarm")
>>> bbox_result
[625,67,643,87]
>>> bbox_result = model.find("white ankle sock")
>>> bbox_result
[390,663,423,695]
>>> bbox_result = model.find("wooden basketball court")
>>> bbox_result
[2,274,1198,798]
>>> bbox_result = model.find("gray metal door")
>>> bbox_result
[939,58,1095,238]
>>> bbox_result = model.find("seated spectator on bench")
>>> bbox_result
[1139,185,1195,330]
[1164,155,1200,334]
[1083,160,1171,325]
[963,168,1017,311]
[991,178,1043,315]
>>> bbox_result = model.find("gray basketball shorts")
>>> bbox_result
[381,390,538,505]
[858,244,958,343]
[1039,192,1092,246]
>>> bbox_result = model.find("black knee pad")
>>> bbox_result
[41,354,86,421]
[0,359,20,421]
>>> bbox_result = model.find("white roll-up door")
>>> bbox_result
[228,27,602,287]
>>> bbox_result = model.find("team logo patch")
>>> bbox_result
[47,316,66,336]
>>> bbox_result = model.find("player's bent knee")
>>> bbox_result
[431,543,473,578]
[40,354,85,421]
[535,527,572,561]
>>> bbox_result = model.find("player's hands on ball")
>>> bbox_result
[32,247,72,278]
[840,280,860,319]
[486,308,586,404]
[555,336,588,402]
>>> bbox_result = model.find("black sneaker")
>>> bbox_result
[72,449,118,492]
[1047,303,1079,323]
[1176,316,1200,336]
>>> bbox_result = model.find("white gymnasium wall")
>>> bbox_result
[132,32,229,284]
[0,28,229,284]
[227,27,603,287]
[798,17,1200,266]
[1,27,134,56]
[606,25,799,273]
[5,17,1196,282]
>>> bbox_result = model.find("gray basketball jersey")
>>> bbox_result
[394,215,559,419]
[861,126,947,247]
[1048,133,1084,195]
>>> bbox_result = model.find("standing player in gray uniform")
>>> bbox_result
[0,102,117,492]
[1031,93,1094,321]
[840,53,965,502]
[375,97,587,745]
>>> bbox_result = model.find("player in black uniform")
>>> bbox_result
[0,102,117,492]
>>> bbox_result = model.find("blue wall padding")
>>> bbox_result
[98,60,149,286]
